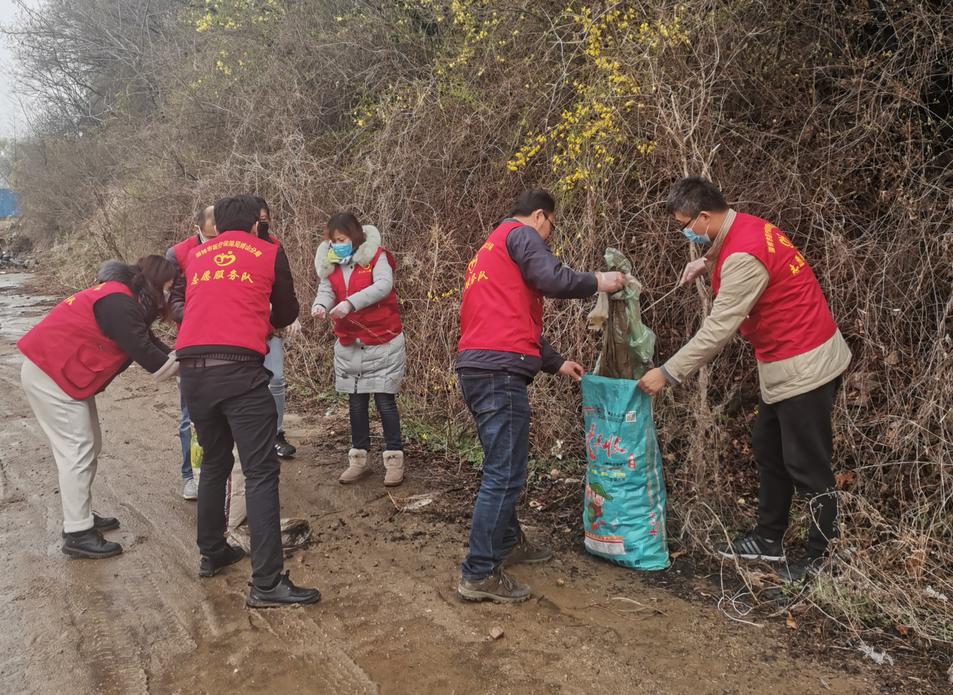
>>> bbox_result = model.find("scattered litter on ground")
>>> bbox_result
[857,641,894,666]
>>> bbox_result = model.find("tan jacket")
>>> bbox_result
[662,209,851,404]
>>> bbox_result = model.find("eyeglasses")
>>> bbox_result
[678,213,700,231]
[545,213,557,232]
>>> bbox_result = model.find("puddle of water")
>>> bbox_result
[0,272,57,341]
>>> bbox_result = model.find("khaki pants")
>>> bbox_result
[20,358,102,533]
[226,458,246,531]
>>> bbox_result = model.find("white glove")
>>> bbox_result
[154,351,179,381]
[330,301,353,320]
[679,258,709,286]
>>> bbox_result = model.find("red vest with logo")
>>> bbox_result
[175,230,279,355]
[17,282,136,400]
[328,247,402,346]
[711,212,837,363]
[458,220,544,357]
[172,235,201,270]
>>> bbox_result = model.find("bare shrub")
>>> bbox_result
[8,0,952,650]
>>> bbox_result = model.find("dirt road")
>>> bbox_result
[0,272,884,694]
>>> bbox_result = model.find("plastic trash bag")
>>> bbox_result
[581,374,669,570]
[190,427,203,474]
[581,247,668,570]
[588,248,656,381]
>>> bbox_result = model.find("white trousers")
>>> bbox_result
[20,357,102,533]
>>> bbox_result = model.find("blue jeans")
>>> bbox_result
[263,336,286,434]
[459,370,530,580]
[178,381,192,480]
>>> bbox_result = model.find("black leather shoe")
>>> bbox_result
[199,544,246,578]
[62,528,123,559]
[246,571,321,608]
[61,513,120,538]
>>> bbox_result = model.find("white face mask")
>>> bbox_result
[163,288,171,303]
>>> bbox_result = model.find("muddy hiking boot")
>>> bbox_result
[502,532,553,566]
[246,571,321,608]
[275,431,296,459]
[61,513,119,538]
[339,448,371,484]
[62,528,123,559]
[199,544,246,578]
[716,531,785,562]
[457,567,531,603]
[383,450,405,487]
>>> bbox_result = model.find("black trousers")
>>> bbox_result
[181,362,282,588]
[753,377,841,555]
[348,393,403,451]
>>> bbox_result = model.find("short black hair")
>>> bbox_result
[665,177,728,217]
[213,195,260,233]
[509,188,556,217]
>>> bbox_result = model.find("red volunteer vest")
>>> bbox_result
[458,220,544,357]
[328,247,402,346]
[711,212,837,363]
[175,230,279,355]
[172,234,201,270]
[17,282,136,400]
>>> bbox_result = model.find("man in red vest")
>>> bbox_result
[638,177,852,582]
[456,188,625,602]
[166,205,216,500]
[176,194,320,608]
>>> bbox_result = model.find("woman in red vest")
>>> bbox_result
[311,212,405,486]
[18,255,179,559]
[638,177,852,582]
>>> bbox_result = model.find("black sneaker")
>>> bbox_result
[275,432,296,459]
[61,513,120,538]
[502,532,554,566]
[457,566,531,603]
[199,544,247,578]
[246,571,321,608]
[62,528,123,559]
[716,531,785,562]
[778,553,827,583]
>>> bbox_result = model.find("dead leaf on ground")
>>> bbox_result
[834,471,856,489]
[786,612,798,630]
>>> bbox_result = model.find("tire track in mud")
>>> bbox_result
[64,586,150,695]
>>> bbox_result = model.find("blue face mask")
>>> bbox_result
[330,241,353,259]
[681,227,710,245]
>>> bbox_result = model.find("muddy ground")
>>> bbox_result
[0,272,938,694]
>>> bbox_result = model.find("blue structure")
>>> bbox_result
[0,188,20,218]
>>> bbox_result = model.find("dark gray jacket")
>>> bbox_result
[457,221,597,379]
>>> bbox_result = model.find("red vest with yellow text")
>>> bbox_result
[711,212,837,363]
[458,220,544,357]
[17,282,136,399]
[328,247,402,346]
[175,230,279,356]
